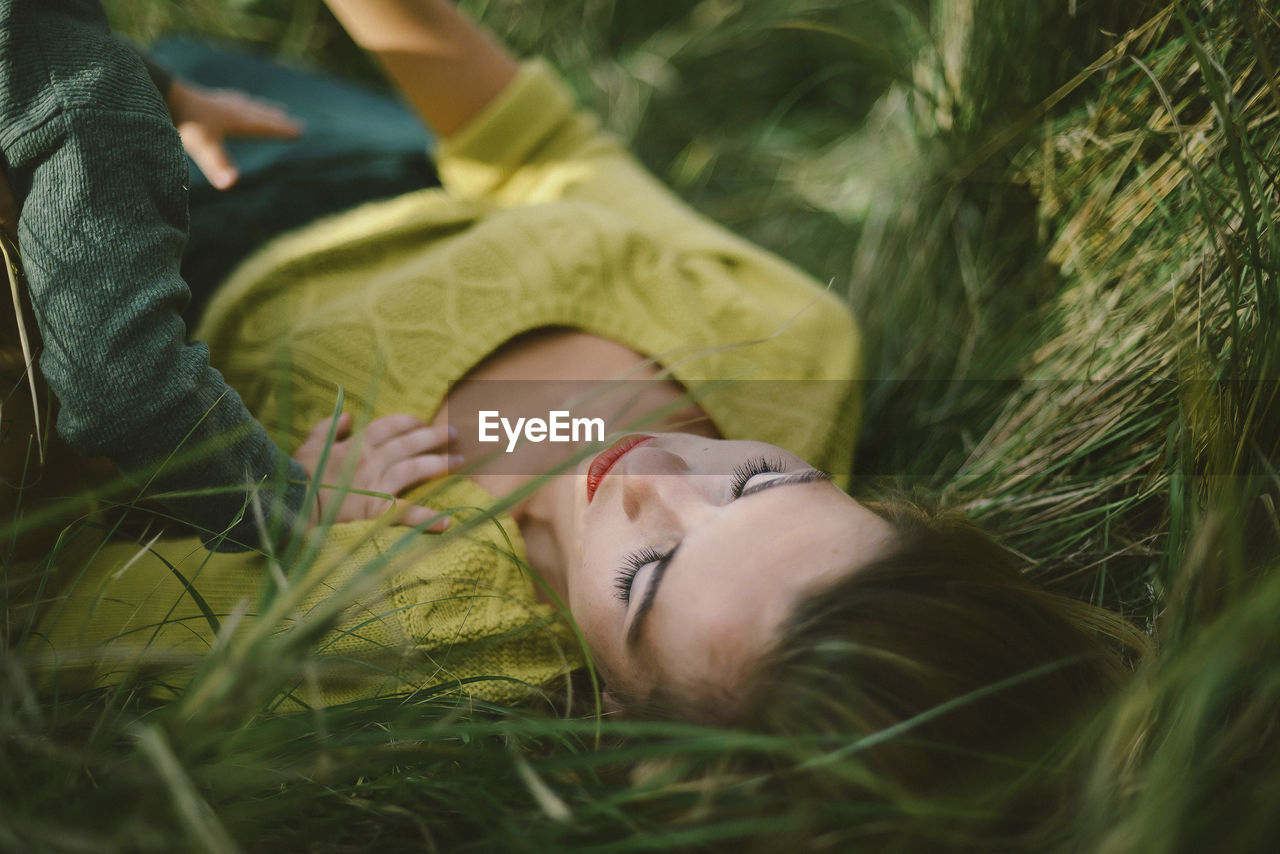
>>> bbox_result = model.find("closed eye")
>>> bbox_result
[624,471,834,648]
[615,546,667,602]
[729,456,786,498]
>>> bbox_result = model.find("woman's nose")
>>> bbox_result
[619,447,706,523]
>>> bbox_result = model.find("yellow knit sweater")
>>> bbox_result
[33,62,860,706]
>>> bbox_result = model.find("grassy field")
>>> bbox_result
[4,0,1280,850]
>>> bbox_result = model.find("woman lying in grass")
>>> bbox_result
[21,0,1142,806]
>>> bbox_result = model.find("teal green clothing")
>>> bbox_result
[0,0,307,549]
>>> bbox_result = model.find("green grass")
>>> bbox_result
[4,0,1280,850]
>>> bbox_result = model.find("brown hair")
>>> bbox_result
[620,501,1150,843]
[738,501,1146,838]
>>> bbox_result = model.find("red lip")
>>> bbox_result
[586,435,654,503]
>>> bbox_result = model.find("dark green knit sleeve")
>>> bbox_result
[0,0,309,551]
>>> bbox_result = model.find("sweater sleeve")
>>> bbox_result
[137,52,174,98]
[0,0,308,551]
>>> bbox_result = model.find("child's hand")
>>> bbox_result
[165,79,303,190]
[292,412,463,531]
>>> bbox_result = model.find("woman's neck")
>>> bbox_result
[511,473,576,604]
[429,326,720,601]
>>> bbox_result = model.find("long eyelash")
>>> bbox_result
[730,455,786,498]
[615,546,665,602]
[613,457,786,604]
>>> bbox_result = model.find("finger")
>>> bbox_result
[399,504,451,532]
[378,425,457,460]
[179,125,238,190]
[306,411,352,442]
[364,414,430,447]
[218,92,304,139]
[238,107,304,139]
[318,481,389,520]
[381,454,458,496]
[333,411,354,439]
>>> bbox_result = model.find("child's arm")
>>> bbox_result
[1,0,452,546]
[321,0,518,137]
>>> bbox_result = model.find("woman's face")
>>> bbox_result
[563,433,897,709]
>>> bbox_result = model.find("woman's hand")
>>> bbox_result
[165,79,303,190]
[292,412,462,531]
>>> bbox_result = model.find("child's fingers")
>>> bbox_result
[179,123,239,190]
[219,91,304,139]
[381,454,459,496]
[304,411,352,442]
[364,413,430,446]
[211,89,305,139]
[324,411,354,445]
[399,504,450,532]
[378,425,456,460]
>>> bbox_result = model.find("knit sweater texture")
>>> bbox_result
[34,61,861,706]
[0,0,307,550]
[197,62,862,473]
